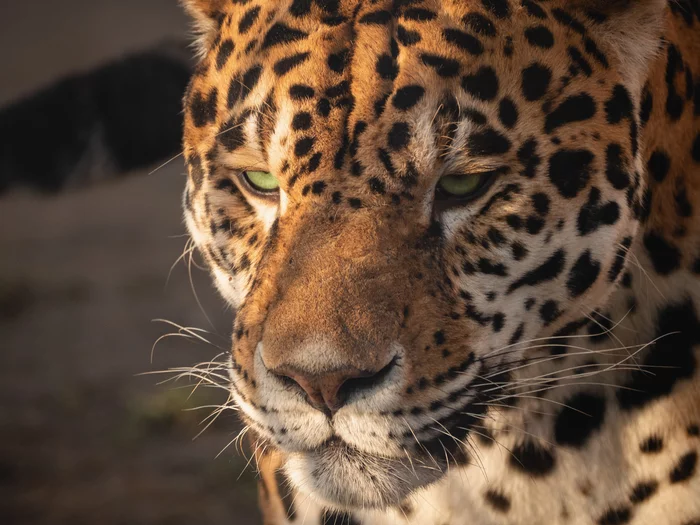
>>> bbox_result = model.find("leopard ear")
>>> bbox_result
[571,0,667,84]
[181,0,228,58]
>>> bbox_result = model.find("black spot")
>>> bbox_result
[531,193,550,215]
[389,122,410,150]
[518,139,541,178]
[463,12,497,36]
[311,181,326,195]
[468,128,511,156]
[526,216,544,235]
[577,187,620,235]
[629,480,658,503]
[670,451,697,483]
[692,133,700,162]
[549,149,594,199]
[190,88,218,127]
[359,10,392,24]
[216,40,235,70]
[665,44,685,121]
[605,84,633,124]
[508,249,566,294]
[482,0,510,19]
[521,0,547,19]
[545,94,596,134]
[421,54,460,78]
[552,8,587,35]
[261,23,308,50]
[308,152,322,173]
[289,84,315,100]
[512,242,528,261]
[484,489,511,512]
[274,52,311,76]
[568,46,593,76]
[618,298,699,410]
[443,28,483,55]
[675,183,693,217]
[228,64,263,108]
[328,49,349,73]
[640,435,664,453]
[522,63,552,101]
[640,85,653,126]
[348,197,362,208]
[368,177,385,194]
[608,237,632,282]
[510,440,556,476]
[317,98,331,117]
[238,6,261,34]
[540,300,561,325]
[643,232,681,275]
[397,25,421,46]
[499,98,518,128]
[219,116,246,151]
[605,144,630,190]
[292,112,312,131]
[462,67,499,101]
[525,26,554,48]
[402,8,437,21]
[598,507,632,525]
[290,0,312,16]
[555,392,606,447]
[393,85,425,110]
[567,250,601,297]
[647,150,670,183]
[294,137,315,157]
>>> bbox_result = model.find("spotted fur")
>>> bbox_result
[181,0,700,523]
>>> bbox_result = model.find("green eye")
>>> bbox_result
[437,173,484,197]
[244,170,279,192]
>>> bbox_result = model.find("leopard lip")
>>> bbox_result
[285,437,445,510]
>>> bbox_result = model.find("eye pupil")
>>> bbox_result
[244,171,279,192]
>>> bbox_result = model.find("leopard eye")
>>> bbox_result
[437,174,484,197]
[434,168,506,207]
[243,170,279,193]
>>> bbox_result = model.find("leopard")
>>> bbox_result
[179,0,700,523]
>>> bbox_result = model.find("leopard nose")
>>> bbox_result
[271,359,398,416]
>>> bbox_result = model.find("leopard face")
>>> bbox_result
[182,0,666,511]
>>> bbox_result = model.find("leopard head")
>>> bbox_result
[181,0,666,511]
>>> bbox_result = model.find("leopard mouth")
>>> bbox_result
[283,437,446,510]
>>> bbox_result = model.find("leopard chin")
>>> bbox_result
[284,439,444,511]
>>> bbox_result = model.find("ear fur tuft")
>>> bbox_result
[181,0,228,59]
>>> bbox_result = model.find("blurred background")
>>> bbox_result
[0,1,260,524]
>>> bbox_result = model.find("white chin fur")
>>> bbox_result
[284,443,443,511]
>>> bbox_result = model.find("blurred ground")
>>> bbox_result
[0,2,260,524]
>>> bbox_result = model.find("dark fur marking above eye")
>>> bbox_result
[190,88,218,127]
[522,63,552,101]
[507,249,566,294]
[468,128,511,156]
[545,94,596,134]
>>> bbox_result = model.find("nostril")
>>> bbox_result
[336,355,399,403]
